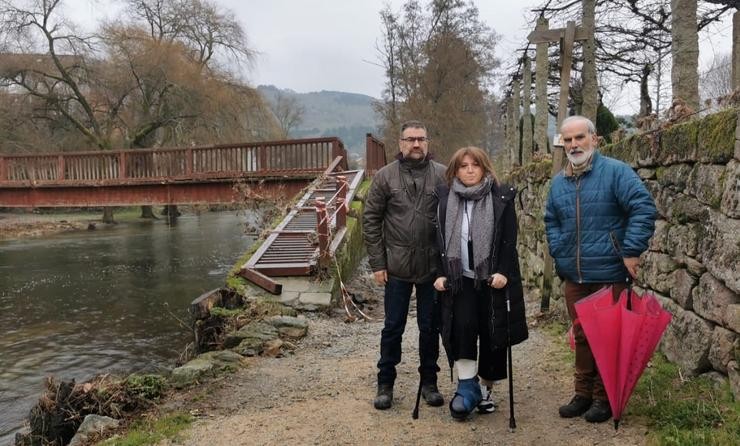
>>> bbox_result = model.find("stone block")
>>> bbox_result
[656,163,692,191]
[649,219,670,252]
[659,119,699,164]
[279,278,313,293]
[170,358,213,388]
[224,321,278,349]
[659,301,713,376]
[728,361,740,401]
[727,304,740,333]
[670,269,696,309]
[692,273,739,326]
[299,292,332,306]
[708,326,738,373]
[688,164,726,209]
[684,257,706,278]
[720,159,739,218]
[697,108,737,164]
[668,193,710,224]
[667,223,703,258]
[638,168,656,180]
[641,251,679,294]
[700,211,740,294]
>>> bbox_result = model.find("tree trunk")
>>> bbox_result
[534,17,550,154]
[140,205,157,219]
[671,0,700,110]
[521,56,533,165]
[102,207,115,224]
[639,64,653,118]
[733,11,739,91]
[581,0,598,122]
[511,79,521,166]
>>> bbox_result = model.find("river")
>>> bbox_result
[0,211,255,443]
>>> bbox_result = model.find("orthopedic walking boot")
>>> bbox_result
[558,394,592,418]
[449,377,482,420]
[583,399,612,423]
[477,383,495,414]
[373,383,393,410]
[421,383,444,407]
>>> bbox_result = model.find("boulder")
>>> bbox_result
[68,415,120,446]
[666,223,703,259]
[170,357,214,388]
[640,252,679,294]
[224,321,279,349]
[692,273,739,326]
[708,326,738,373]
[267,315,309,338]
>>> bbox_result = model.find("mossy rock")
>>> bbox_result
[697,108,737,164]
[603,133,640,166]
[659,119,700,164]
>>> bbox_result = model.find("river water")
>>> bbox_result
[0,211,255,443]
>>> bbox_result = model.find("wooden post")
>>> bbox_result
[0,156,6,181]
[186,148,193,175]
[733,11,740,91]
[315,198,329,268]
[511,78,521,166]
[534,17,550,154]
[528,20,586,312]
[57,155,65,181]
[335,175,347,229]
[118,151,127,179]
[522,55,533,165]
[259,144,268,172]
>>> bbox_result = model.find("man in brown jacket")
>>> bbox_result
[363,120,447,410]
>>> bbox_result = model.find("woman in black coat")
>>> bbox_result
[433,146,528,420]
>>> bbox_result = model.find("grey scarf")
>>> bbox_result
[444,176,495,288]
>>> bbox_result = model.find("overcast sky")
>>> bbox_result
[69,0,733,115]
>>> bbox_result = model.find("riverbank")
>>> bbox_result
[0,211,99,240]
[147,260,650,446]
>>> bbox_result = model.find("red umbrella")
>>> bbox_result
[574,285,672,429]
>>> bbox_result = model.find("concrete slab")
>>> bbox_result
[299,292,332,306]
[279,278,313,293]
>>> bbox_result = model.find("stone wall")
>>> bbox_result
[508,108,739,397]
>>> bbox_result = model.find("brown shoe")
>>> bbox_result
[558,394,592,418]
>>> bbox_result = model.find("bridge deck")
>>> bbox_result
[241,168,364,281]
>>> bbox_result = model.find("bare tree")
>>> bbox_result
[269,91,305,138]
[376,0,500,162]
[700,52,733,106]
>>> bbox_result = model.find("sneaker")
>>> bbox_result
[477,384,495,414]
[449,377,482,420]
[583,399,612,423]
[373,383,393,410]
[421,383,444,407]
[558,394,592,418]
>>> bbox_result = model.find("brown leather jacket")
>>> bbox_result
[363,157,446,282]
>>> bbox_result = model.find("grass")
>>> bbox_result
[100,412,194,446]
[627,354,739,445]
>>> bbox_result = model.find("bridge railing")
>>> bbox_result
[365,133,386,176]
[0,137,348,184]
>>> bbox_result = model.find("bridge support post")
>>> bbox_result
[315,198,330,268]
[335,175,347,229]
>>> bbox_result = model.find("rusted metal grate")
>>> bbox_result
[240,163,364,292]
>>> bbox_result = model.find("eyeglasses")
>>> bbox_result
[400,136,428,143]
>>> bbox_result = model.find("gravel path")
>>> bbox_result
[164,261,650,446]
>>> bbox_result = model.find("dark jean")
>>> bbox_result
[377,277,441,386]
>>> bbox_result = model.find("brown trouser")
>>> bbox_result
[564,280,627,401]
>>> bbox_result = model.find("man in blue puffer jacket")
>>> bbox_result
[545,115,657,424]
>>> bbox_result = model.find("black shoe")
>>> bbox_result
[421,384,444,407]
[584,399,612,423]
[374,384,393,410]
[558,394,592,418]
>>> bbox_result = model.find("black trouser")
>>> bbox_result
[377,277,440,386]
[451,277,506,382]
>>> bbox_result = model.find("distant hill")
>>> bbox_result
[257,85,382,157]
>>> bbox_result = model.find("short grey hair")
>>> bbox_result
[561,115,596,134]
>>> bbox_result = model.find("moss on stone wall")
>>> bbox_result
[697,108,737,163]
[659,119,700,164]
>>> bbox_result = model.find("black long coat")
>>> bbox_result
[434,182,529,369]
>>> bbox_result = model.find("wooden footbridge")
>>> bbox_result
[0,137,349,207]
[0,134,388,293]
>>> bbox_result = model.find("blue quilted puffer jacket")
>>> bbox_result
[544,151,657,284]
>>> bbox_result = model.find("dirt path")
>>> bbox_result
[165,262,649,446]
